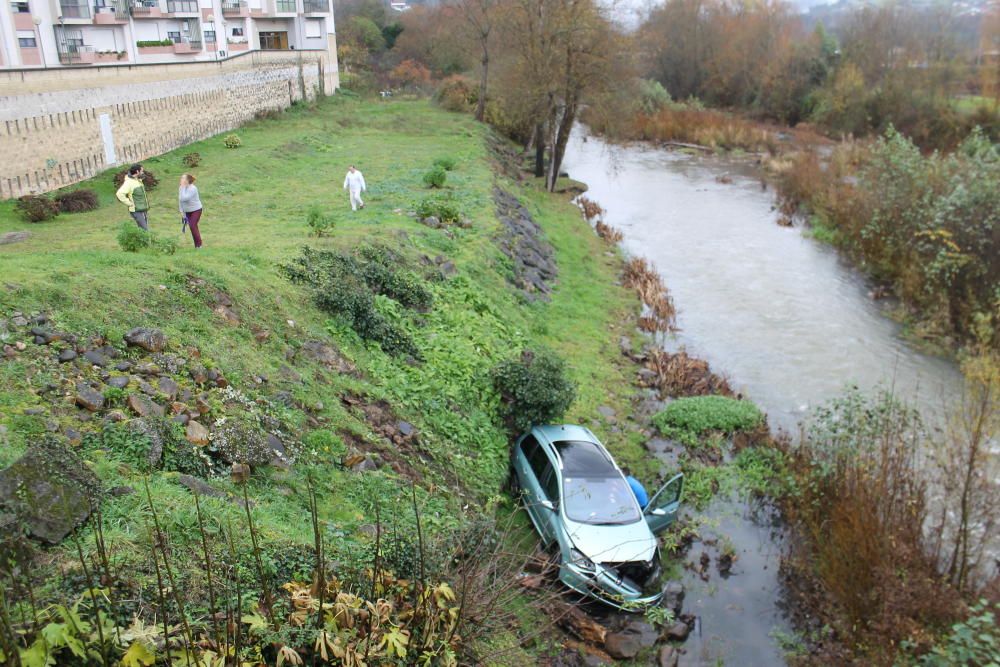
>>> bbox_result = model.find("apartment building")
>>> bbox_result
[0,0,335,68]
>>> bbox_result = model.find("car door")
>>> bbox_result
[643,473,684,534]
[517,434,556,543]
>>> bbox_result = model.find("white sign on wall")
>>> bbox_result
[99,113,117,165]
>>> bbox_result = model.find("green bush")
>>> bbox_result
[433,156,457,171]
[491,348,577,433]
[117,222,151,252]
[224,134,242,149]
[113,168,158,191]
[15,194,60,222]
[653,395,763,445]
[913,600,999,667]
[637,78,672,115]
[54,189,99,214]
[422,165,447,188]
[136,39,173,47]
[182,152,201,168]
[416,197,461,224]
[306,205,335,237]
[152,234,177,255]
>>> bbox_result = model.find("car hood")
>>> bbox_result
[565,518,657,565]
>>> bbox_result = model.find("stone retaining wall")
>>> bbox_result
[0,49,339,198]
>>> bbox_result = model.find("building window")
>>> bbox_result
[18,36,37,47]
[204,30,216,42]
[304,19,321,38]
[167,30,181,42]
[231,27,243,36]
[11,1,30,12]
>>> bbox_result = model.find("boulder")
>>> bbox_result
[213,304,240,325]
[661,581,685,616]
[75,383,105,412]
[185,420,209,445]
[662,621,691,642]
[397,421,415,438]
[58,349,77,363]
[597,405,616,420]
[83,350,110,367]
[128,418,165,468]
[0,231,31,245]
[658,646,679,667]
[158,377,179,401]
[267,434,290,468]
[301,340,356,373]
[124,327,166,353]
[604,631,642,659]
[127,394,165,418]
[0,437,100,544]
[106,376,130,390]
[177,474,227,500]
[621,620,659,649]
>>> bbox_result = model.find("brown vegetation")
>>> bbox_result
[630,107,778,153]
[576,196,604,220]
[594,220,623,244]
[641,349,733,398]
[622,257,677,334]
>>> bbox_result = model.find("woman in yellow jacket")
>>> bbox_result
[115,163,151,230]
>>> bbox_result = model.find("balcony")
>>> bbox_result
[131,0,164,17]
[302,0,327,12]
[166,0,198,13]
[222,0,249,16]
[60,1,92,18]
[93,0,129,22]
[58,44,96,64]
[172,39,201,53]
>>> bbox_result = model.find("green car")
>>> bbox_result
[511,424,684,610]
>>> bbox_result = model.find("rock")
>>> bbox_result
[3,345,16,358]
[213,304,240,325]
[58,349,77,363]
[14,341,27,351]
[158,377,179,401]
[597,405,616,420]
[660,581,685,616]
[266,434,290,468]
[277,365,303,384]
[422,215,441,228]
[106,376,130,390]
[397,421,415,438]
[186,420,209,445]
[230,463,251,483]
[644,438,674,454]
[195,395,211,414]
[0,231,32,245]
[619,336,633,356]
[658,646,679,667]
[301,340,356,373]
[83,350,110,367]
[139,381,157,396]
[64,428,82,445]
[189,364,208,384]
[350,455,379,472]
[125,327,166,353]
[173,414,190,426]
[108,485,135,497]
[127,394,165,418]
[115,361,133,372]
[662,621,691,642]
[75,383,105,412]
[0,437,100,544]
[622,620,659,649]
[128,418,165,467]
[254,329,271,343]
[637,368,658,385]
[604,632,642,659]
[105,410,126,423]
[12,315,29,327]
[581,656,611,667]
[177,474,226,500]
[135,362,160,376]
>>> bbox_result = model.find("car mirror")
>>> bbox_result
[540,499,557,512]
[649,508,666,516]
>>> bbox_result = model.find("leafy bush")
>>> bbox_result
[422,165,447,188]
[435,75,476,112]
[653,395,763,445]
[152,234,177,255]
[491,348,577,433]
[224,134,242,149]
[54,189,99,214]
[914,600,999,667]
[433,156,457,171]
[637,78,672,115]
[416,196,461,224]
[280,246,427,358]
[15,194,60,222]
[113,168,158,190]
[117,221,150,252]
[182,152,201,167]
[306,205,335,237]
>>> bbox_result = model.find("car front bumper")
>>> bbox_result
[558,561,664,611]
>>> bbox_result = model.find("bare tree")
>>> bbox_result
[457,0,499,122]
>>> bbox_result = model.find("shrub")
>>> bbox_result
[15,194,60,222]
[223,134,242,149]
[182,152,201,168]
[423,165,447,188]
[433,156,457,171]
[389,58,432,90]
[54,189,99,214]
[491,348,577,433]
[117,222,150,252]
[306,205,335,237]
[113,168,158,190]
[637,78,672,115]
[652,395,763,444]
[435,75,476,112]
[209,418,272,466]
[914,600,1000,667]
[416,196,461,224]
[136,39,174,47]
[151,234,177,255]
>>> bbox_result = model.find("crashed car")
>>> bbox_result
[511,424,683,610]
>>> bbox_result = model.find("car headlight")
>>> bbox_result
[569,548,597,572]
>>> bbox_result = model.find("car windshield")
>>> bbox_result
[555,440,641,525]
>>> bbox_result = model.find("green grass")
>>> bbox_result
[0,96,645,657]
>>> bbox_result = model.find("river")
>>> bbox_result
[562,130,965,666]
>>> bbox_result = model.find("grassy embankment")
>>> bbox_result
[0,96,657,662]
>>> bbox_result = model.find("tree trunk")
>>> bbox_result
[533,123,546,178]
[475,51,488,122]
[546,98,578,193]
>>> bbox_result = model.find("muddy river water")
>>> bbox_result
[563,130,965,665]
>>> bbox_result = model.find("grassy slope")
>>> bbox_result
[0,97,649,659]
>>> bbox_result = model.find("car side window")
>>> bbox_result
[527,439,552,487]
[520,434,539,463]
[541,467,560,502]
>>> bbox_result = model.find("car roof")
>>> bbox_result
[533,424,598,446]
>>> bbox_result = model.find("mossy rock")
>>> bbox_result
[0,436,100,544]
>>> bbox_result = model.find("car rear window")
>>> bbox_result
[554,440,617,475]
[555,441,640,525]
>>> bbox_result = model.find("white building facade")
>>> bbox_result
[0,0,335,69]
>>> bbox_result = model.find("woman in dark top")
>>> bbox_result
[178,173,203,248]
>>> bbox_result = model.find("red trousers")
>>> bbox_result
[186,209,203,248]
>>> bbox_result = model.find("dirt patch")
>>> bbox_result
[339,391,429,482]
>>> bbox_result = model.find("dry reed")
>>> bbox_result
[623,257,677,333]
[641,348,733,398]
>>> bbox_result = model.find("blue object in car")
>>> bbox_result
[626,475,649,509]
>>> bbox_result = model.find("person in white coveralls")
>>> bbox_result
[343,165,367,211]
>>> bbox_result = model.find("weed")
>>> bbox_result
[433,156,457,171]
[306,205,335,237]
[416,196,461,224]
[15,194,60,222]
[223,134,242,149]
[181,152,201,168]
[423,165,448,188]
[54,189,99,214]
[116,222,150,252]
